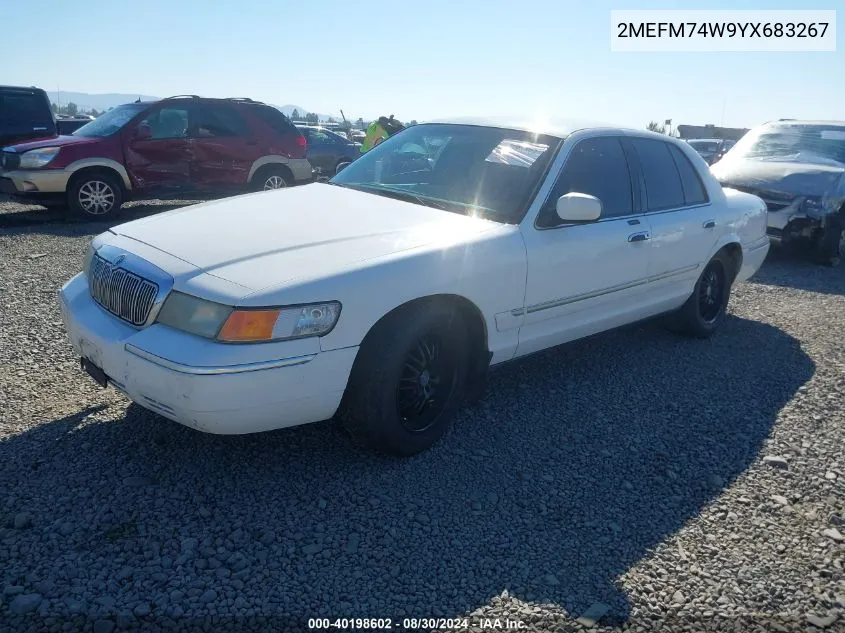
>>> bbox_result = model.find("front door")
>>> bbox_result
[124,105,192,193]
[516,135,652,358]
[190,104,255,190]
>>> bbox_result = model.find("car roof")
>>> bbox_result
[0,85,48,93]
[421,116,653,140]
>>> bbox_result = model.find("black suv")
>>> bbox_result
[0,86,57,148]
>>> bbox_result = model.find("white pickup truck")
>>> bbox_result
[59,118,770,455]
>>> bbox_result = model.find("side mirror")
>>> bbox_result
[556,192,602,222]
[134,123,152,141]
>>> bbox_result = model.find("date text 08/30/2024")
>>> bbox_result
[308,617,527,630]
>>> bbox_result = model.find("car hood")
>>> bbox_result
[711,158,845,199]
[111,184,507,293]
[4,134,99,152]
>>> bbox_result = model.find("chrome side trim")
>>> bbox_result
[515,264,700,316]
[124,344,316,375]
[648,263,700,283]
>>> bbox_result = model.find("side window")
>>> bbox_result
[194,106,250,138]
[139,107,189,140]
[669,145,708,205]
[250,105,298,136]
[539,136,632,226]
[630,138,685,211]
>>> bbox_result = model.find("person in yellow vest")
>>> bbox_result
[360,115,404,153]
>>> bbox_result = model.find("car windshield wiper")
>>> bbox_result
[342,183,451,211]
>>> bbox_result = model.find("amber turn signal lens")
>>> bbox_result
[218,309,280,342]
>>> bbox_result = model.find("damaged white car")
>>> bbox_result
[712,120,845,266]
[59,118,769,455]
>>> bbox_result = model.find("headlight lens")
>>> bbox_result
[218,302,342,342]
[19,147,60,169]
[156,293,341,343]
[156,292,234,339]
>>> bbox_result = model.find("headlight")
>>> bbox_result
[218,302,342,342]
[156,293,341,343]
[156,292,234,339]
[18,147,60,169]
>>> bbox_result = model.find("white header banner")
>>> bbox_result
[611,10,836,52]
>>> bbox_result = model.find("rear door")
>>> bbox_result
[516,134,652,358]
[123,105,192,192]
[0,88,56,146]
[190,104,255,189]
[628,137,713,303]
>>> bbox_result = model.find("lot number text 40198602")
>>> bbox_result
[308,617,527,630]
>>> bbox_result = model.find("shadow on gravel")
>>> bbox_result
[0,316,814,629]
[749,244,845,296]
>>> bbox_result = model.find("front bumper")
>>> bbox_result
[58,273,358,434]
[0,168,71,195]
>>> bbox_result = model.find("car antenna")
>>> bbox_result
[135,97,141,103]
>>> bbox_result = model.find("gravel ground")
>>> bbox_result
[0,197,843,632]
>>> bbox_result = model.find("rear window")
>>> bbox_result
[249,105,299,136]
[0,89,53,126]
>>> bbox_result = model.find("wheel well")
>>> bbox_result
[718,242,743,281]
[251,163,293,184]
[362,294,490,371]
[68,166,127,195]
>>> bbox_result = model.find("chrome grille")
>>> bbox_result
[88,254,158,326]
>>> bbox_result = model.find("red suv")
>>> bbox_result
[0,96,313,220]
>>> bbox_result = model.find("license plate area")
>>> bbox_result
[81,357,108,388]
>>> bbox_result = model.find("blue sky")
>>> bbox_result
[5,0,843,128]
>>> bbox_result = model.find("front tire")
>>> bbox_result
[68,171,123,220]
[667,252,733,338]
[342,302,469,456]
[813,214,842,267]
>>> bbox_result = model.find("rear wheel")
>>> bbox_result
[342,302,469,456]
[666,252,733,338]
[68,171,123,220]
[251,166,292,192]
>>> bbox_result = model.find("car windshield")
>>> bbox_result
[329,123,560,223]
[727,124,845,166]
[72,103,148,137]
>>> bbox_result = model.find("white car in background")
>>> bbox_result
[59,118,770,455]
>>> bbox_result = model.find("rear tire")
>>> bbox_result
[666,252,733,339]
[251,165,292,192]
[341,301,469,456]
[67,170,123,220]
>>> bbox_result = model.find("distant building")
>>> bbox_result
[677,124,749,141]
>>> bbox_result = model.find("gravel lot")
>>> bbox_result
[1,196,843,632]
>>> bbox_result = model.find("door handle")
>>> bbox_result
[628,231,650,243]
[703,219,716,229]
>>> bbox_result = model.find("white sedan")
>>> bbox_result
[59,118,770,455]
